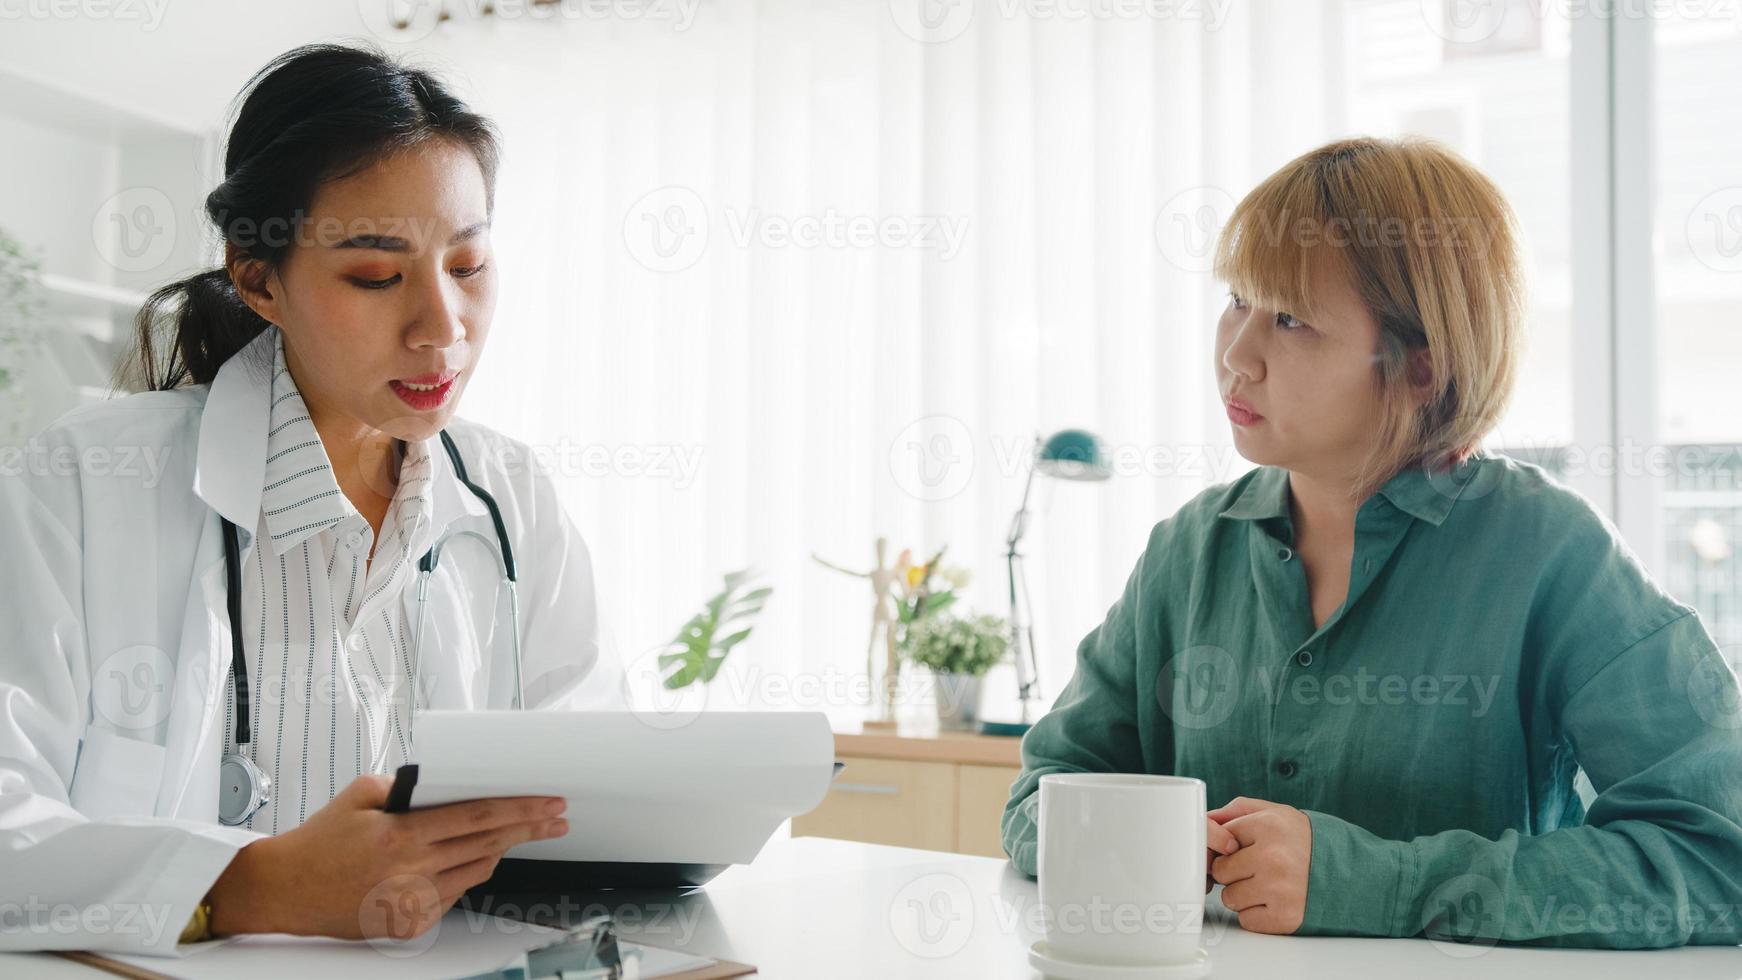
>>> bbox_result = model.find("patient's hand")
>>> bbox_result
[1205,815,1240,894]
[206,774,570,941]
[1206,797,1312,934]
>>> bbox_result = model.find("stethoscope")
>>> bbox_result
[217,430,524,827]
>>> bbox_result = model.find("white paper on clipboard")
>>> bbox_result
[403,710,836,865]
[103,911,717,979]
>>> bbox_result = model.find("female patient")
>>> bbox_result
[1002,137,1742,948]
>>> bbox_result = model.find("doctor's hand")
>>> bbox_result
[1206,797,1312,935]
[205,773,570,940]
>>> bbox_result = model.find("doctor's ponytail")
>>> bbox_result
[121,43,500,391]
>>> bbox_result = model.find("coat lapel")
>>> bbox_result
[160,328,276,818]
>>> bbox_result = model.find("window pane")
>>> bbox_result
[1655,11,1742,650]
[1343,0,1575,460]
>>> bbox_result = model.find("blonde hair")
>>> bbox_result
[1211,136,1527,502]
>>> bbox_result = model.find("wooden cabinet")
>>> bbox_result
[954,763,1021,857]
[792,728,1023,859]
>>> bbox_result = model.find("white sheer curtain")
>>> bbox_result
[428,0,1336,719]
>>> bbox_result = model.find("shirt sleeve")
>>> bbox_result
[1298,607,1742,948]
[1001,529,1165,877]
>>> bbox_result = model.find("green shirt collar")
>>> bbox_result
[1218,453,1489,528]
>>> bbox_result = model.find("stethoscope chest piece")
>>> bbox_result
[218,752,271,827]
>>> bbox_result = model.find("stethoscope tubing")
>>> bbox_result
[218,429,519,826]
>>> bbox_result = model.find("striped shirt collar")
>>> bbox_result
[259,331,433,555]
[195,328,490,552]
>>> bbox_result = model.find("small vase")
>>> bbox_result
[933,672,984,732]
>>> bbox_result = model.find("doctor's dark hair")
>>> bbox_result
[121,43,500,391]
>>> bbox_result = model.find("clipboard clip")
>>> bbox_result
[460,913,634,980]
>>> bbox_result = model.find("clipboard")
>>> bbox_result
[378,708,836,886]
[385,761,848,813]
[382,760,851,892]
[54,939,758,979]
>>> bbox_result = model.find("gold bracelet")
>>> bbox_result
[178,900,213,944]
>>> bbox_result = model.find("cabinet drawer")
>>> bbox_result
[791,757,956,852]
[955,764,1020,858]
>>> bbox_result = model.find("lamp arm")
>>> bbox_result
[1007,475,1034,551]
[1016,553,1041,709]
[1006,546,1032,719]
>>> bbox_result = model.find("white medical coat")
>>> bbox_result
[0,335,627,954]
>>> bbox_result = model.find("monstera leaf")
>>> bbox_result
[657,570,773,690]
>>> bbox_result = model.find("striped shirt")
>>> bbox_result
[221,330,446,834]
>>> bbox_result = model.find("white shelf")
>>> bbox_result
[37,272,148,311]
[32,273,143,344]
[0,60,215,433]
[0,63,202,141]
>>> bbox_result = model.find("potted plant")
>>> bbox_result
[812,540,970,727]
[903,613,1010,731]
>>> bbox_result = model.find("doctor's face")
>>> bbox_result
[250,138,497,444]
[1214,256,1389,485]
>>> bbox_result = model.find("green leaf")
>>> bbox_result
[699,652,731,682]
[722,603,767,624]
[717,626,754,650]
[663,659,705,689]
[922,591,957,616]
[656,572,774,692]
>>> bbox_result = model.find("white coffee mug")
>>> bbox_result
[1037,773,1207,970]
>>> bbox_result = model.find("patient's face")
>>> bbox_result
[244,138,498,446]
[1213,257,1388,486]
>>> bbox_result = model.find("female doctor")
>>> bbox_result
[0,44,626,953]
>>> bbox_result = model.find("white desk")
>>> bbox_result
[8,836,1738,978]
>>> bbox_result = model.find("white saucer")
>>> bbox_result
[1027,942,1210,980]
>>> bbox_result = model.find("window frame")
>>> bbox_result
[1567,10,1661,578]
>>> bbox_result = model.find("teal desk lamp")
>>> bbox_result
[980,429,1111,738]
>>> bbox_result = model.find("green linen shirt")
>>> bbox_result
[1001,451,1742,948]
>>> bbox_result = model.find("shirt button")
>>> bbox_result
[347,634,364,653]
[1276,760,1298,779]
[1295,650,1314,667]
[1277,546,1294,562]
[346,530,365,549]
